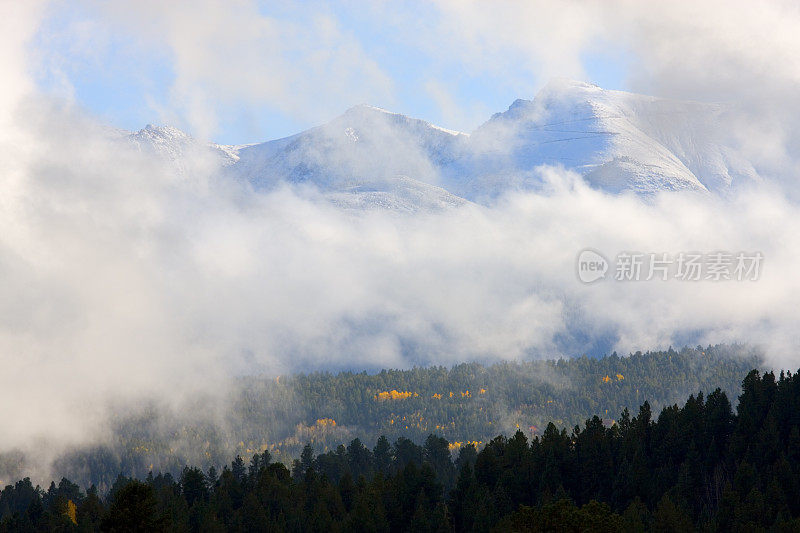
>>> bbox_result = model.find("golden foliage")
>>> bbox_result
[65,500,77,525]
[315,418,336,427]
[375,390,414,400]
[448,440,483,451]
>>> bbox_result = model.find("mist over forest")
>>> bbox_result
[2,1,800,531]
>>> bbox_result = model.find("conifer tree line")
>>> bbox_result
[2,367,800,531]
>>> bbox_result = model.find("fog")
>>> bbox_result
[2,1,800,479]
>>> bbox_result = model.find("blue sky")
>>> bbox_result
[32,1,630,145]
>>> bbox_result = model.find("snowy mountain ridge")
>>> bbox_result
[126,79,761,210]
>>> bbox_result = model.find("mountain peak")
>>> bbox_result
[539,77,601,93]
[342,104,400,117]
[495,80,603,120]
[465,78,760,196]
[494,98,535,120]
[138,124,190,140]
[338,103,466,137]
[533,78,609,110]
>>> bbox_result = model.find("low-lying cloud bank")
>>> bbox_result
[3,1,800,477]
[2,97,799,456]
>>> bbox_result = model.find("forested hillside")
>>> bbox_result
[0,345,758,493]
[2,366,799,531]
[229,345,757,458]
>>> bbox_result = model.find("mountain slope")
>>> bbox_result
[454,79,758,197]
[233,104,467,188]
[125,81,761,206]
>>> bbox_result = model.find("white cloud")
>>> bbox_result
[2,101,800,454]
[4,0,800,478]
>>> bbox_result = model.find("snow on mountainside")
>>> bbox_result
[126,124,240,175]
[124,80,761,209]
[230,104,468,191]
[326,176,466,212]
[453,79,758,197]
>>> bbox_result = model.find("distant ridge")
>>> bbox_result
[126,79,761,209]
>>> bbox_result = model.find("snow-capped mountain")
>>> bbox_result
[125,80,761,209]
[448,79,758,197]
[232,104,467,190]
